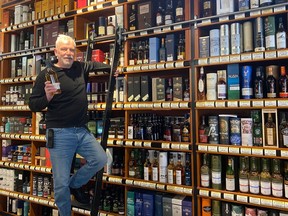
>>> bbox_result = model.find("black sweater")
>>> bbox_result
[29,61,111,128]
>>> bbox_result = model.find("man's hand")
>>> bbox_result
[45,81,58,102]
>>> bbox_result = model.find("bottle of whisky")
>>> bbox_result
[264,16,276,50]
[128,150,136,177]
[184,153,191,186]
[265,113,276,146]
[159,38,167,62]
[239,156,249,193]
[129,42,137,66]
[181,114,190,142]
[45,68,61,94]
[260,158,272,196]
[165,0,174,25]
[271,158,283,197]
[199,115,209,143]
[279,112,288,147]
[201,153,210,188]
[254,66,264,99]
[144,151,152,180]
[152,151,159,181]
[165,78,173,101]
[143,40,149,64]
[284,161,288,198]
[266,67,277,98]
[211,155,222,190]
[183,78,190,101]
[175,153,184,185]
[249,157,260,194]
[177,34,185,60]
[198,67,206,101]
[156,1,164,26]
[167,153,175,184]
[137,41,144,65]
[276,17,287,49]
[106,17,115,36]
[217,70,227,100]
[129,4,137,31]
[279,66,288,98]
[251,110,263,146]
[225,157,235,191]
[175,0,184,22]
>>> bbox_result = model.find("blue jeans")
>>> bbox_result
[46,127,107,216]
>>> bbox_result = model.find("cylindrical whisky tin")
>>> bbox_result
[201,198,211,216]
[208,116,219,144]
[241,65,253,99]
[231,204,243,216]
[211,155,222,190]
[243,21,253,52]
[206,73,217,100]
[245,207,257,216]
[220,24,230,55]
[231,22,241,54]
[210,29,220,56]
[230,117,241,145]
[254,17,265,51]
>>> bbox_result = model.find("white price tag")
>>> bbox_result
[179,102,189,108]
[241,53,252,61]
[163,27,171,31]
[127,33,135,38]
[235,13,245,19]
[239,101,251,107]
[201,19,211,24]
[171,143,180,149]
[162,143,170,149]
[265,51,277,59]
[165,62,174,68]
[77,9,82,14]
[264,149,276,156]
[227,101,238,107]
[278,100,288,107]
[229,147,239,154]
[207,145,218,152]
[261,198,273,206]
[154,28,162,34]
[250,10,261,16]
[162,102,171,108]
[219,16,229,21]
[252,52,264,60]
[183,188,193,195]
[173,24,182,30]
[143,142,151,147]
[153,103,162,108]
[126,179,133,185]
[252,100,264,107]
[265,100,277,107]
[281,150,288,157]
[215,101,226,107]
[125,140,133,146]
[134,141,142,147]
[273,200,285,208]
[198,145,208,151]
[175,61,185,68]
[133,65,141,71]
[240,148,251,155]
[277,49,288,57]
[156,184,166,190]
[148,64,157,70]
[204,101,215,107]
[252,148,263,155]
[274,6,286,12]
[220,55,229,63]
[211,191,221,198]
[237,195,248,203]
[262,8,273,14]
[180,144,190,150]
[218,146,228,153]
[140,31,148,36]
[87,6,94,11]
[198,58,208,65]
[223,193,234,200]
[171,102,179,108]
[209,57,220,64]
[156,63,166,69]
[229,54,241,62]
[47,17,52,21]
[249,197,260,205]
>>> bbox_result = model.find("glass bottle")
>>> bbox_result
[265,113,276,146]
[137,41,144,65]
[266,67,277,98]
[254,66,264,99]
[271,158,283,197]
[183,78,190,101]
[201,153,210,188]
[112,154,120,176]
[226,157,235,191]
[144,151,152,181]
[177,34,185,60]
[165,78,173,101]
[217,70,227,100]
[181,114,190,142]
[198,67,206,101]
[184,153,191,186]
[211,155,222,190]
[199,115,209,143]
[129,42,137,66]
[143,40,149,64]
[239,156,249,193]
[175,0,184,22]
[167,153,175,184]
[129,4,137,31]
[152,151,159,181]
[165,0,174,25]
[279,112,288,147]
[279,66,288,98]
[17,58,22,77]
[156,1,164,26]
[128,150,136,178]
[251,110,263,146]
[249,157,260,194]
[260,158,271,196]
[163,117,172,141]
[175,153,184,185]
[276,17,287,49]
[159,38,167,62]
[45,68,61,94]
[284,161,288,198]
[106,17,115,35]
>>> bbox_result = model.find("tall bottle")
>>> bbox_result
[279,112,288,147]
[276,17,287,49]
[284,161,288,198]
[198,67,206,101]
[279,66,288,98]
[211,155,222,190]
[217,70,227,100]
[143,151,152,181]
[201,153,210,188]
[254,66,264,99]
[177,34,185,60]
[167,153,175,184]
[249,157,260,194]
[45,68,61,94]
[156,1,164,26]
[266,67,277,98]
[251,110,263,146]
[260,158,271,196]
[129,43,137,66]
[225,157,235,191]
[184,154,191,186]
[264,16,276,50]
[175,153,184,185]
[239,156,249,193]
[265,113,276,146]
[152,151,159,181]
[199,115,209,143]
[175,0,184,22]
[128,150,136,177]
[165,0,174,25]
[271,158,283,197]
[159,38,167,62]
[165,78,173,101]
[129,4,137,31]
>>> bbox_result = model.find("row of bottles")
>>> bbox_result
[201,154,288,198]
[99,185,125,214]
[199,15,286,58]
[129,0,185,31]
[128,113,190,142]
[87,15,116,38]
[128,149,192,186]
[3,144,32,164]
[1,116,32,134]
[1,85,33,106]
[6,198,30,216]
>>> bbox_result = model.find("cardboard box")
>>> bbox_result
[14,5,23,25]
[35,1,42,20]
[166,34,176,61]
[141,75,151,102]
[143,193,154,216]
[162,195,174,216]
[149,37,160,63]
[173,77,183,101]
[156,78,165,101]
[62,0,74,12]
[172,195,186,216]
[227,64,240,99]
[199,36,210,58]
[42,0,49,17]
[127,76,134,102]
[216,0,234,15]
[137,1,154,29]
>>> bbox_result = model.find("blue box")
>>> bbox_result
[135,191,143,216]
[166,34,176,61]
[182,197,192,216]
[227,64,240,99]
[155,193,163,216]
[149,37,160,64]
[143,192,154,216]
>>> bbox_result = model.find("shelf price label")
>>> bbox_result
[218,146,228,153]
[265,100,277,107]
[264,149,276,156]
[265,51,277,59]
[180,144,190,150]
[198,58,208,65]
[209,57,220,64]
[171,143,180,149]
[156,183,166,190]
[281,150,288,157]
[273,200,285,208]
[250,10,261,16]
[198,145,208,151]
[240,147,251,155]
[219,55,229,63]
[274,5,286,12]
[230,54,241,62]
[207,145,218,152]
[215,101,226,108]
[229,147,239,154]
[227,101,238,107]
[235,13,245,19]
[277,49,288,57]
[211,191,221,198]
[183,187,193,195]
[261,198,273,206]
[134,141,142,147]
[278,100,288,107]
[223,193,234,200]
[252,148,263,155]
[252,52,264,60]
[219,16,229,21]
[237,195,248,203]
[262,8,273,14]
[252,100,264,107]
[162,143,170,149]
[239,101,251,107]
[241,53,252,61]
[249,196,260,205]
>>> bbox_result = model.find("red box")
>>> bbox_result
[92,49,104,62]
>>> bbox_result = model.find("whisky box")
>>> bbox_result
[22,56,27,77]
[27,58,33,76]
[91,49,104,62]
[127,76,134,102]
[182,197,192,216]
[208,116,219,144]
[155,193,163,216]
[216,0,234,15]
[172,195,185,216]
[135,192,143,216]
[141,75,152,102]
[173,77,183,101]
[156,78,166,101]
[162,194,174,216]
[230,117,241,145]
[143,193,154,216]
[62,0,74,12]
[43,23,51,46]
[227,64,240,99]
[42,0,49,17]
[35,1,42,20]
[210,29,220,57]
[127,191,135,216]
[55,0,62,14]
[149,37,160,63]
[50,21,60,45]
[48,0,55,16]
[133,75,141,102]
[77,0,88,8]
[2,10,12,28]
[14,5,23,25]
[199,36,210,58]
[36,27,44,47]
[222,202,232,216]
[11,60,16,78]
[166,34,176,62]
[137,1,154,29]
[202,198,212,216]
[241,118,253,146]
[219,114,230,144]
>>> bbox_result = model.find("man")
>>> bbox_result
[29,34,110,216]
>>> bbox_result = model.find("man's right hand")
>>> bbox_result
[45,81,58,102]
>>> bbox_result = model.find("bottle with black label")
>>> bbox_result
[254,66,265,99]
[129,4,137,31]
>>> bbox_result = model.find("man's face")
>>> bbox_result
[54,39,75,68]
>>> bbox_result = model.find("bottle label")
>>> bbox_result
[168,169,174,184]
[176,8,183,16]
[265,35,276,49]
[52,82,61,90]
[272,182,283,197]
[260,180,271,195]
[203,1,211,9]
[176,170,182,185]
[201,174,210,187]
[144,167,149,180]
[239,178,249,192]
[226,177,235,191]
[152,167,158,181]
[277,32,286,49]
[107,26,114,35]
[198,79,204,93]
[266,128,275,145]
[129,170,135,177]
[199,129,208,143]
[283,134,288,147]
[217,84,226,99]
[285,182,288,198]
[249,179,260,194]
[156,15,163,25]
[212,171,221,184]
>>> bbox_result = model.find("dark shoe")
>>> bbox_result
[70,187,90,204]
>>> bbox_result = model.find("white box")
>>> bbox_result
[216,0,234,15]
[172,195,186,216]
[14,5,23,24]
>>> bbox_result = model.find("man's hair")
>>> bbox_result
[55,34,76,48]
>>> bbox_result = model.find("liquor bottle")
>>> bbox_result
[184,153,192,186]
[226,157,235,191]
[152,151,159,181]
[165,0,174,25]
[137,41,144,65]
[251,110,263,146]
[255,17,265,52]
[271,158,283,197]
[159,38,167,62]
[249,157,260,194]
[279,66,288,98]
[254,66,265,99]
[199,115,209,143]
[266,67,277,98]
[211,155,222,189]
[198,67,206,101]
[265,113,276,146]
[98,17,106,36]
[143,40,149,64]
[129,4,137,31]
[172,117,181,142]
[201,153,210,188]
[175,0,184,22]
[112,155,120,176]
[217,70,227,100]
[45,68,61,94]
[239,156,249,193]
[106,17,115,35]
[241,66,253,99]
[128,150,136,177]
[260,158,271,196]
[144,151,152,180]
[276,17,287,49]
[129,42,137,66]
[17,59,22,77]
[183,78,190,101]
[163,117,172,141]
[156,1,164,26]
[212,200,221,216]
[167,153,175,184]
[104,52,110,65]
[39,112,46,135]
[175,153,184,185]
[264,16,276,50]
[279,112,288,147]
[208,116,219,144]
[284,161,288,198]
[145,116,154,140]
[165,78,173,101]
[177,34,185,60]
[202,0,213,17]
[260,0,273,6]
[181,114,190,142]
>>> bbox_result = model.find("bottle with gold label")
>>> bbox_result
[175,153,184,185]
[264,113,276,146]
[143,151,152,181]
[225,157,235,191]
[45,68,61,94]
[167,153,175,184]
[201,153,210,188]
